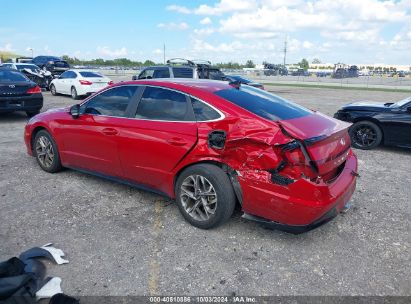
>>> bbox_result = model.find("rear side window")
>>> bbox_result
[191,97,221,121]
[153,68,170,78]
[83,86,138,117]
[79,71,103,78]
[172,67,194,78]
[214,86,311,121]
[135,87,190,121]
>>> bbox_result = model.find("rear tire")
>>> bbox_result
[33,130,62,173]
[71,86,79,100]
[349,121,382,150]
[175,164,236,229]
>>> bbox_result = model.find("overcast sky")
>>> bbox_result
[1,0,411,64]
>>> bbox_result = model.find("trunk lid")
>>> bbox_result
[0,83,32,97]
[279,112,352,176]
[87,77,110,89]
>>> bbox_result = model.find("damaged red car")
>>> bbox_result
[24,79,358,233]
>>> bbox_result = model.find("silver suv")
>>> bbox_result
[132,58,225,80]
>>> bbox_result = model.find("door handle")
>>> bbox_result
[102,128,118,136]
[167,137,187,146]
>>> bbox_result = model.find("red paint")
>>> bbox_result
[25,79,358,227]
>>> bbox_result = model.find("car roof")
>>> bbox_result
[119,78,233,93]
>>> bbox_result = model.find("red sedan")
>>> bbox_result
[24,79,358,233]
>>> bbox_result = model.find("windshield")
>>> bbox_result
[214,85,311,121]
[79,71,103,78]
[0,70,29,82]
[392,97,411,108]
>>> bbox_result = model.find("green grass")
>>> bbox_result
[264,82,411,93]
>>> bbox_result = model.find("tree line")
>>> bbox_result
[61,55,257,69]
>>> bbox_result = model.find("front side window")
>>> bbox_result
[59,71,70,79]
[82,86,138,117]
[191,97,221,121]
[135,87,191,121]
[138,69,155,79]
[214,85,311,121]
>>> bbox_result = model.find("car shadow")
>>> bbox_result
[0,112,29,123]
[370,145,410,155]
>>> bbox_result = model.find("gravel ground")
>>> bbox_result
[0,84,410,297]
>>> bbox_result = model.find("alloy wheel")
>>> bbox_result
[180,174,218,221]
[352,125,378,148]
[35,135,55,168]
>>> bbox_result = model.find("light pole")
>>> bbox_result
[28,48,33,58]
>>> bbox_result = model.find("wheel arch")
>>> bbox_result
[31,126,50,153]
[173,159,243,206]
[351,117,385,142]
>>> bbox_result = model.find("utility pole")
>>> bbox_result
[163,43,166,64]
[283,37,287,67]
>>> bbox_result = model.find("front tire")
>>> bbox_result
[50,84,57,96]
[71,86,79,100]
[175,164,236,229]
[349,121,382,150]
[26,110,40,118]
[33,130,62,173]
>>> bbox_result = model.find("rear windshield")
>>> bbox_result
[0,70,29,82]
[172,67,194,78]
[214,86,311,121]
[79,71,103,78]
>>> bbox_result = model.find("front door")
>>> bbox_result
[57,85,140,177]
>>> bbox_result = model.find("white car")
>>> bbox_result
[50,70,113,99]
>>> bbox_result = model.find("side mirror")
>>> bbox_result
[132,75,137,81]
[70,104,80,118]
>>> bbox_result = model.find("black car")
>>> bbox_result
[0,69,43,117]
[31,56,70,76]
[223,75,264,89]
[334,98,411,149]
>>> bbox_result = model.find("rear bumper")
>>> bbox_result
[242,205,341,234]
[0,94,43,112]
[76,85,106,96]
[240,150,358,232]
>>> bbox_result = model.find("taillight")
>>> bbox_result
[79,80,92,85]
[26,86,41,94]
[108,81,114,85]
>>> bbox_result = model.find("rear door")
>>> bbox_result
[117,86,198,194]
[57,85,140,177]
